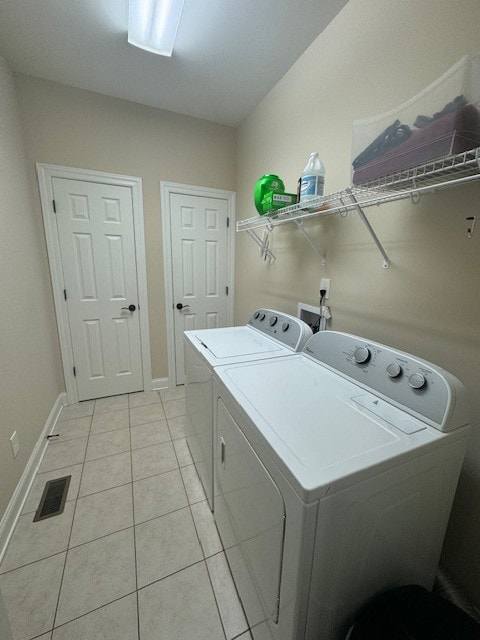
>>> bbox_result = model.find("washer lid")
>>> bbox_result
[192,327,285,359]
[215,356,444,501]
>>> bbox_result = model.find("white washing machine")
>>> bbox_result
[184,309,312,510]
[212,331,471,640]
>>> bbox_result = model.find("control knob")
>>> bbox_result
[269,315,278,326]
[386,363,402,378]
[281,322,290,332]
[354,346,371,364]
[259,313,266,321]
[253,311,260,320]
[409,373,426,390]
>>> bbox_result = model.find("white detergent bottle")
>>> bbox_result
[299,152,325,202]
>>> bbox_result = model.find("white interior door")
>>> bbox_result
[169,190,232,384]
[52,177,144,400]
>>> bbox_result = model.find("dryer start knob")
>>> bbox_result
[281,322,290,332]
[354,346,371,364]
[386,363,402,378]
[409,373,426,389]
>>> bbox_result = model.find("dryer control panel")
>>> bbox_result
[302,331,470,432]
[248,309,312,351]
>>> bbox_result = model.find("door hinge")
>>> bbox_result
[63,289,67,300]
[52,199,57,213]
[73,366,76,377]
[227,217,230,228]
[226,286,229,296]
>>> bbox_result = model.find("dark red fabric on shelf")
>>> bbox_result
[353,104,480,185]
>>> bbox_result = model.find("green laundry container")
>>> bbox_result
[254,174,285,215]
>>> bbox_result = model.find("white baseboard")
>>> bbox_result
[0,392,67,562]
[152,377,170,390]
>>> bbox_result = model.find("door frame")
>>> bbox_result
[160,181,235,386]
[37,163,152,404]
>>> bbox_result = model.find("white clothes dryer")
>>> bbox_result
[183,309,312,510]
[212,331,471,640]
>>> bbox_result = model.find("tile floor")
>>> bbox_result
[0,388,252,640]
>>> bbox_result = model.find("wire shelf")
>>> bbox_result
[237,147,480,233]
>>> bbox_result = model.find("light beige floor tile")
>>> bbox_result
[79,451,131,497]
[22,464,82,515]
[249,622,273,639]
[129,403,166,426]
[35,634,53,640]
[180,464,206,504]
[55,528,136,627]
[54,416,91,441]
[159,386,185,402]
[135,507,202,587]
[162,398,187,419]
[173,437,193,467]
[207,552,248,639]
[94,395,129,414]
[0,552,65,640]
[190,500,223,558]
[52,593,138,640]
[58,401,94,422]
[85,428,130,462]
[70,484,133,547]
[38,438,87,473]
[235,633,253,639]
[130,420,170,450]
[133,469,188,524]
[128,391,161,408]
[90,409,129,435]
[131,442,178,481]
[167,414,194,440]
[138,562,224,640]
[0,502,74,574]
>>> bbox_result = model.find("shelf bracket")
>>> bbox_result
[246,229,276,262]
[293,220,326,266]
[346,189,390,268]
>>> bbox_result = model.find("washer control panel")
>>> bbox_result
[248,309,312,351]
[302,331,469,431]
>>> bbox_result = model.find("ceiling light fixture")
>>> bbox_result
[128,0,185,57]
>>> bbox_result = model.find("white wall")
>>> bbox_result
[0,52,63,517]
[15,75,237,381]
[235,0,480,609]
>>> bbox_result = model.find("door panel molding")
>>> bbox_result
[37,163,152,403]
[161,182,235,386]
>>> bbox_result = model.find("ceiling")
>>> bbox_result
[0,0,349,127]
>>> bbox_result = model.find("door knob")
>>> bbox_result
[121,304,136,312]
[176,303,191,310]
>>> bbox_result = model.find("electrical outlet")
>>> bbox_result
[320,278,331,299]
[10,431,20,459]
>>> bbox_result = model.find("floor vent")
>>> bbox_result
[33,476,71,522]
